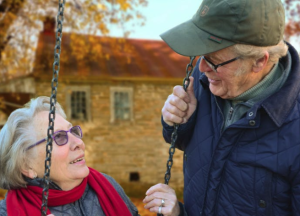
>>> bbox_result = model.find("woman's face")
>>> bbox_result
[29,111,89,191]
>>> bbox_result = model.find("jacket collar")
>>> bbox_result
[261,42,300,127]
[199,42,300,127]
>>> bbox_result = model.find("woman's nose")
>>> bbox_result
[199,57,213,73]
[69,133,84,149]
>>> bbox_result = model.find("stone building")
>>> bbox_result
[0,22,197,197]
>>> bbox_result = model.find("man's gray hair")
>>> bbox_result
[232,40,288,65]
[0,96,66,189]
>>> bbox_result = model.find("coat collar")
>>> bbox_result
[261,42,300,127]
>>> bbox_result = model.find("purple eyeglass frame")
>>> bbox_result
[26,125,83,151]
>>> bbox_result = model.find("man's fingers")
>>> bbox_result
[185,76,195,95]
[173,86,190,104]
[162,102,187,126]
[162,112,186,126]
[168,95,188,112]
[165,102,187,117]
[143,184,179,216]
[146,183,175,196]
[162,77,197,126]
[173,77,196,104]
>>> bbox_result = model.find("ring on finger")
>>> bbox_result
[158,206,162,214]
[161,199,165,207]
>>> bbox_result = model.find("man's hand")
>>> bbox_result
[143,183,180,216]
[162,77,197,126]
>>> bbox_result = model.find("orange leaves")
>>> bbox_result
[119,2,132,11]
[0,0,148,81]
[99,23,110,34]
[282,0,300,40]
[94,13,105,23]
[70,34,89,61]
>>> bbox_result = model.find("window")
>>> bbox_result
[66,86,91,121]
[114,92,130,120]
[110,87,133,122]
[71,91,87,120]
[129,172,140,182]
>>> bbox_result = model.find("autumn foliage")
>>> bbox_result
[1,0,300,81]
[0,0,147,80]
[283,0,300,41]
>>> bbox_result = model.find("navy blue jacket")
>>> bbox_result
[162,43,300,216]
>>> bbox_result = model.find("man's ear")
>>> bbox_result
[21,167,37,179]
[252,51,269,73]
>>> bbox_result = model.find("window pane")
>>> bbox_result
[114,91,130,120]
[71,91,87,120]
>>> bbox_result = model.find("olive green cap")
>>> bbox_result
[160,0,285,57]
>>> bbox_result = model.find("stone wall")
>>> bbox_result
[0,77,36,93]
[35,79,185,197]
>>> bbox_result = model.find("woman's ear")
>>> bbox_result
[252,51,269,73]
[21,167,37,179]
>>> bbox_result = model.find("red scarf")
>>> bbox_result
[6,167,132,216]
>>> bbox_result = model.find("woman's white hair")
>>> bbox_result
[0,96,66,189]
[231,40,288,65]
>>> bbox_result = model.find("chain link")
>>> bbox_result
[158,56,195,216]
[41,1,65,215]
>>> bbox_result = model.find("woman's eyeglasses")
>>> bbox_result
[26,125,83,150]
[202,56,240,73]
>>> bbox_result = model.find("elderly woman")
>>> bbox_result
[0,96,139,216]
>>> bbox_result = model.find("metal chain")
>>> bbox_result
[41,1,65,215]
[158,56,195,216]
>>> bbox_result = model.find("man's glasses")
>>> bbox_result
[26,125,83,150]
[202,56,240,73]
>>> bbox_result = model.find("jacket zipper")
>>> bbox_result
[228,107,234,120]
[214,95,225,136]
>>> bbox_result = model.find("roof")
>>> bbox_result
[0,92,31,116]
[33,31,198,80]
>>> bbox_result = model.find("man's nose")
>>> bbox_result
[199,57,213,73]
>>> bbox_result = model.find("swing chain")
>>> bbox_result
[163,56,196,186]
[41,1,65,215]
[158,56,195,216]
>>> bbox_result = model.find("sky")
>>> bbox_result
[109,0,202,40]
[108,0,300,51]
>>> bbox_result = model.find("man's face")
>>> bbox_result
[199,47,254,99]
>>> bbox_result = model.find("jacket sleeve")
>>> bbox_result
[162,110,197,151]
[178,201,189,216]
[162,58,201,151]
[0,197,8,216]
[292,181,300,214]
[291,165,300,214]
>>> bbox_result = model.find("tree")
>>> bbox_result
[0,0,147,81]
[283,0,300,42]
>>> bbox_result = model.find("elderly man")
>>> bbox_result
[143,0,300,215]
